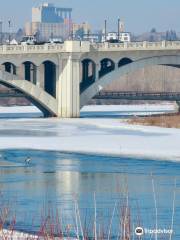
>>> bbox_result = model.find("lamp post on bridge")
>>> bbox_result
[104,19,107,42]
[8,20,11,45]
[118,18,120,43]
[0,21,2,45]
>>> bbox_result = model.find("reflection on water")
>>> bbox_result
[0,149,180,239]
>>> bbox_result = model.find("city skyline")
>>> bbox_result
[0,0,179,33]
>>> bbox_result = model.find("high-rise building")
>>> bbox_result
[32,3,72,23]
[25,3,72,41]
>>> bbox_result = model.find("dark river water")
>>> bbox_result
[0,149,180,239]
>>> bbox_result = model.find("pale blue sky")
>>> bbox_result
[0,0,179,33]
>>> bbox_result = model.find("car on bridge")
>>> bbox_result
[21,35,37,45]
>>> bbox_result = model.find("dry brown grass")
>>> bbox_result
[128,113,180,128]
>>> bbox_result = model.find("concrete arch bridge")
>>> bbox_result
[1,41,180,117]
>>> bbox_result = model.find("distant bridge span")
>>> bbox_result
[94,91,180,101]
[80,55,180,107]
[1,41,180,117]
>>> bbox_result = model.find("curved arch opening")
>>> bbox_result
[99,58,115,78]
[2,62,16,75]
[81,59,96,92]
[23,61,37,84]
[43,61,56,98]
[0,80,56,118]
[80,55,180,108]
[118,58,133,67]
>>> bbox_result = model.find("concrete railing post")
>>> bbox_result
[143,41,147,48]
[162,40,166,48]
[124,42,128,48]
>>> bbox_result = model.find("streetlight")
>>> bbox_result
[87,29,90,42]
[104,19,107,42]
[0,21,2,45]
[71,24,74,40]
[118,18,120,42]
[8,20,11,44]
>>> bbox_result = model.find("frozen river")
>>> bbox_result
[1,149,180,239]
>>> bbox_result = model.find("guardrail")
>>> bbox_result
[94,91,180,101]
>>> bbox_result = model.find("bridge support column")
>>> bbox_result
[16,65,24,79]
[95,63,101,80]
[0,64,5,72]
[175,101,180,113]
[115,62,119,69]
[36,65,44,89]
[57,54,81,118]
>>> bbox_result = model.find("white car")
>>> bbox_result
[21,36,37,45]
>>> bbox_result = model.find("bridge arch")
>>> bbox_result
[118,57,133,67]
[2,62,16,75]
[43,60,56,98]
[80,55,180,107]
[23,61,37,84]
[0,70,58,117]
[81,58,96,92]
[99,58,115,78]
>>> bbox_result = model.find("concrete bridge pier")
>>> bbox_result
[36,65,45,89]
[95,62,101,81]
[175,101,180,113]
[57,53,81,118]
[16,65,25,79]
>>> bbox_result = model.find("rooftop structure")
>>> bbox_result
[102,32,131,42]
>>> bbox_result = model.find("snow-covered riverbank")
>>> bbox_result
[0,230,77,239]
[0,103,179,161]
[0,229,38,239]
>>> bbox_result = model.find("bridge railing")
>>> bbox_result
[0,44,65,54]
[0,41,180,54]
[97,91,180,96]
[94,91,180,101]
[0,41,90,54]
[91,41,180,51]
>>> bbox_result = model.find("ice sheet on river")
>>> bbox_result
[0,103,179,161]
